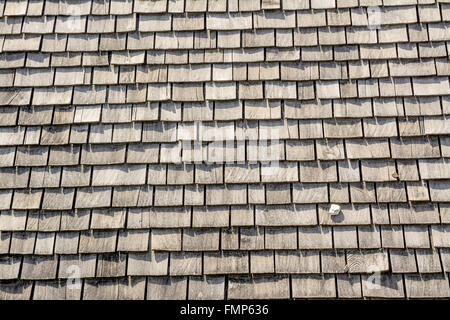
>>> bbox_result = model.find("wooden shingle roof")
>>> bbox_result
[0,0,449,300]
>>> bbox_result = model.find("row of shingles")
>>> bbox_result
[139,0,450,12]
[2,201,450,230]
[1,45,447,81]
[1,62,450,90]
[0,80,449,115]
[147,223,450,252]
[2,202,450,233]
[1,70,450,106]
[3,75,450,102]
[1,36,448,66]
[1,234,450,281]
[0,44,445,103]
[2,56,448,103]
[4,210,450,282]
[10,0,450,21]
[1,270,450,300]
[0,1,446,300]
[0,203,450,229]
[1,101,449,133]
[1,97,449,128]
[0,144,446,181]
[1,31,448,63]
[1,204,449,257]
[0,109,448,144]
[0,169,447,206]
[0,3,447,58]
[1,0,448,16]
[0,7,449,51]
[1,6,448,36]
[2,245,450,280]
[2,79,450,111]
[1,17,449,55]
[1,82,450,114]
[0,50,145,298]
[2,0,450,17]
[2,219,449,257]
[0,198,149,285]
[0,109,446,191]
[0,140,448,208]
[0,0,196,17]
[1,29,449,56]
[0,133,447,180]
[0,9,446,90]
[0,202,448,290]
[1,115,449,145]
[0,100,449,140]
[2,198,448,264]
[132,0,450,12]
[0,205,447,272]
[0,21,447,73]
[0,166,448,208]
[1,59,449,88]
